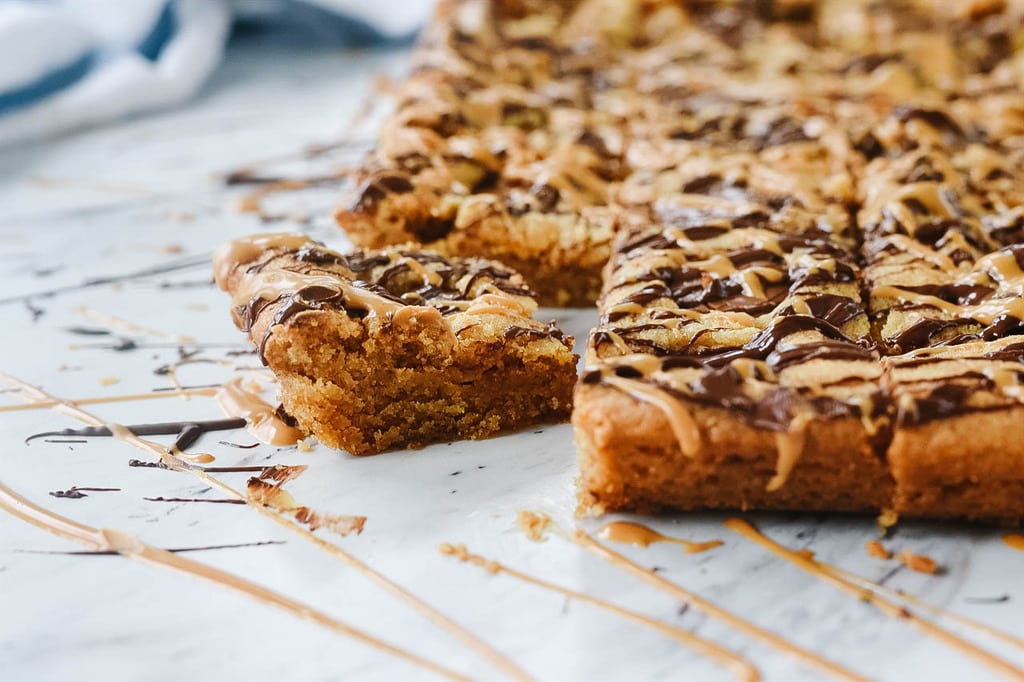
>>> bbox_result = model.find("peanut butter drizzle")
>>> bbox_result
[662,193,763,216]
[1002,534,1024,553]
[602,301,647,320]
[157,356,271,396]
[216,377,303,445]
[213,233,313,288]
[461,293,536,318]
[230,268,407,321]
[73,306,195,344]
[399,251,444,287]
[439,542,758,682]
[516,510,552,542]
[875,234,958,273]
[0,372,531,682]
[0,481,468,682]
[872,285,1024,326]
[0,386,218,413]
[979,251,1024,293]
[168,445,215,465]
[229,178,333,222]
[598,521,722,554]
[538,145,609,208]
[391,305,444,327]
[983,367,1023,397]
[573,530,866,682]
[818,561,1024,652]
[725,518,1024,680]
[602,375,702,457]
[683,253,784,300]
[595,329,633,355]
[766,413,811,492]
[245,467,366,538]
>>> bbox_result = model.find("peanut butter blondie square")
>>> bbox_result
[883,337,1024,521]
[575,206,890,514]
[214,233,577,455]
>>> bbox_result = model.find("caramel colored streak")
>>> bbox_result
[0,387,218,413]
[574,530,865,682]
[598,521,722,554]
[602,375,701,456]
[216,377,303,445]
[1003,534,1024,553]
[0,372,531,682]
[0,482,468,682]
[439,542,758,682]
[766,413,811,492]
[517,510,551,542]
[73,306,194,343]
[725,518,1024,680]
[230,177,343,216]
[819,564,1024,652]
[202,474,534,681]
[159,357,238,394]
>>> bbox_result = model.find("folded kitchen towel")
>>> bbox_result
[0,0,433,147]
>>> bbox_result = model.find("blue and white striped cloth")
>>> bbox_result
[0,0,433,147]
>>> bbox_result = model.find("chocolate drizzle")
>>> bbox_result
[896,384,976,427]
[27,418,247,451]
[766,342,875,372]
[0,254,212,306]
[18,540,285,555]
[217,235,568,364]
[503,323,572,347]
[49,486,120,499]
[348,171,415,212]
[703,315,868,368]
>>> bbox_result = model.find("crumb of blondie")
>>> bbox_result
[865,540,892,560]
[876,510,899,535]
[896,549,940,575]
[438,542,461,557]
[794,548,815,561]
[517,510,552,542]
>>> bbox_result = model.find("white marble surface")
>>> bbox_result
[1,37,1022,682]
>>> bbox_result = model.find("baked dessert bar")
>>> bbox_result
[565,0,1024,520]
[576,214,891,514]
[334,1,626,306]
[213,233,577,455]
[884,336,1024,519]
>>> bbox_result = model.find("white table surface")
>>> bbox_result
[0,37,1022,682]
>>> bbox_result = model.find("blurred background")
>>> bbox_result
[0,0,436,149]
